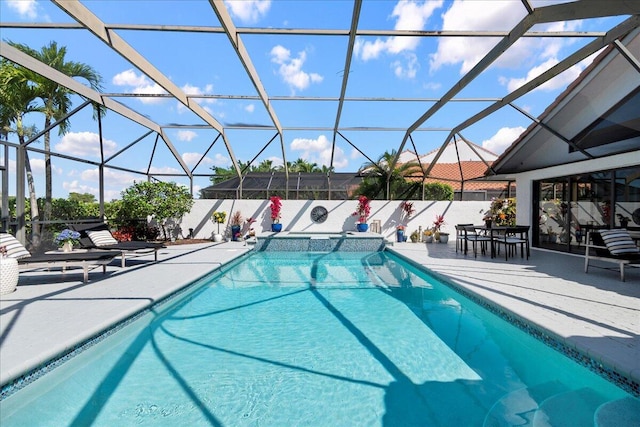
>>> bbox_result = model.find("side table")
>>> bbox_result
[0,256,19,295]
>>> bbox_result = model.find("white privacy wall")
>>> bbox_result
[180,199,494,241]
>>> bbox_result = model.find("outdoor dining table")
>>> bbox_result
[488,225,531,260]
[467,225,530,260]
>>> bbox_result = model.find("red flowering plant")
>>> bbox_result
[352,195,371,224]
[432,214,446,232]
[399,201,415,228]
[112,226,135,242]
[269,196,282,224]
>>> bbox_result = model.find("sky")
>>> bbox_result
[0,0,627,200]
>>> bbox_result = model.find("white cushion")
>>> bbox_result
[0,233,31,259]
[599,229,640,255]
[87,230,118,247]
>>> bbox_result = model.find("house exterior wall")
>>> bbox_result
[180,199,494,242]
[514,151,640,227]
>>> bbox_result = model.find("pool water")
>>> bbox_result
[1,251,637,426]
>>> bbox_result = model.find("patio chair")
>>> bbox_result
[1,232,120,284]
[585,229,640,281]
[68,222,165,268]
[463,225,492,258]
[493,226,530,261]
[455,224,473,253]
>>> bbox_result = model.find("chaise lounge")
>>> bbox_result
[1,233,120,284]
[584,229,640,281]
[68,222,165,268]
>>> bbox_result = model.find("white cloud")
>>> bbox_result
[429,1,524,74]
[179,83,217,112]
[81,168,137,187]
[212,153,230,167]
[500,51,595,93]
[224,0,271,24]
[355,0,443,62]
[177,130,198,142]
[182,152,213,167]
[482,126,526,154]
[392,53,419,79]
[245,104,255,113]
[270,46,323,93]
[423,81,441,91]
[289,134,348,169]
[62,180,98,197]
[7,0,37,19]
[62,179,123,201]
[149,166,182,175]
[27,158,46,175]
[112,69,167,104]
[55,132,118,158]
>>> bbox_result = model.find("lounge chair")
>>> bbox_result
[585,229,640,281]
[1,233,120,284]
[68,222,165,268]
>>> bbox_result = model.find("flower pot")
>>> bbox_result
[213,234,223,242]
[271,223,282,232]
[62,241,74,252]
[357,223,368,232]
[439,234,449,243]
[0,256,19,295]
[485,219,493,229]
[396,230,404,242]
[231,225,241,241]
[424,235,433,243]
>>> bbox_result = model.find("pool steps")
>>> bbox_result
[483,383,639,426]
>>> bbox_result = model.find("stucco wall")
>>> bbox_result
[179,199,493,241]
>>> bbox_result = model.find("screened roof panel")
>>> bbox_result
[1,0,638,200]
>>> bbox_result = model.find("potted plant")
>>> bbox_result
[547,226,558,243]
[269,196,283,232]
[212,211,226,242]
[423,229,434,243]
[54,229,81,252]
[432,214,446,241]
[230,211,243,241]
[617,214,631,228]
[481,198,516,227]
[410,230,420,243]
[396,225,406,242]
[352,195,371,232]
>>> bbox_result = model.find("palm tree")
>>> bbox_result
[292,158,319,173]
[0,57,44,245]
[9,41,103,230]
[356,150,421,200]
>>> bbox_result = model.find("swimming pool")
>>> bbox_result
[0,251,637,426]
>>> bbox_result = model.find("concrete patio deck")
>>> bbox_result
[0,238,638,397]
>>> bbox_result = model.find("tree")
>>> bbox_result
[355,150,421,200]
[9,41,103,231]
[68,192,96,203]
[120,181,194,240]
[423,182,454,201]
[0,56,44,246]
